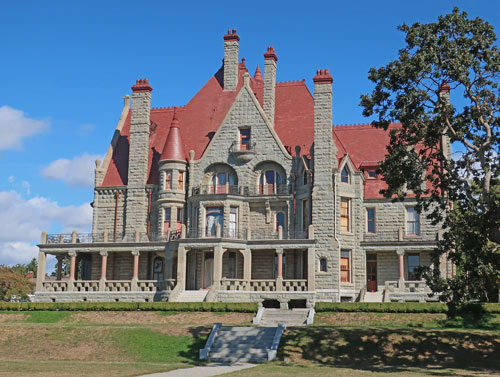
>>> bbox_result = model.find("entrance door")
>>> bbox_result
[203,253,214,288]
[366,254,377,292]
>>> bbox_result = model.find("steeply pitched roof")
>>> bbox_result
[101,63,314,187]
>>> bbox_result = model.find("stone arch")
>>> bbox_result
[202,163,239,194]
[253,161,287,194]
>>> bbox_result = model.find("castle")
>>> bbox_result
[34,30,450,305]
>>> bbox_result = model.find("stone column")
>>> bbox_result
[99,251,108,291]
[213,246,224,286]
[243,248,251,290]
[397,248,405,290]
[56,255,63,281]
[177,247,187,291]
[35,251,46,292]
[164,245,173,280]
[67,251,77,292]
[131,249,140,290]
[307,247,316,292]
[276,248,283,291]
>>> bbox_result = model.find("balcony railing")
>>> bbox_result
[40,279,177,293]
[191,184,290,197]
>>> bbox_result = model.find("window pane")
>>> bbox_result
[320,259,327,272]
[408,254,420,280]
[206,207,223,236]
[367,208,375,233]
[341,167,349,183]
[265,170,275,184]
[276,212,285,231]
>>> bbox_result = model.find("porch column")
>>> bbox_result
[56,255,63,281]
[243,248,251,290]
[99,250,108,291]
[307,247,315,292]
[164,245,173,280]
[397,248,405,290]
[67,251,77,292]
[131,249,140,290]
[213,246,224,286]
[177,246,187,291]
[276,248,283,291]
[35,251,46,292]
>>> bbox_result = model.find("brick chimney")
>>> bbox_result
[223,29,240,90]
[125,78,152,240]
[263,46,278,127]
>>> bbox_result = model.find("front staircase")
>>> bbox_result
[364,290,384,302]
[258,308,309,326]
[208,326,276,363]
[175,290,208,302]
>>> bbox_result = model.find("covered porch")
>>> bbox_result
[174,243,315,294]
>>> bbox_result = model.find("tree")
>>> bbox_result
[0,265,35,301]
[11,258,37,277]
[360,7,500,307]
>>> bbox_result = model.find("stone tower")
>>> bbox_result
[125,79,152,241]
[157,107,187,238]
[311,69,339,295]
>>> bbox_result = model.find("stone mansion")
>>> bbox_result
[34,30,450,305]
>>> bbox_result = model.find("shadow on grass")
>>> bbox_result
[278,327,500,375]
[178,326,211,365]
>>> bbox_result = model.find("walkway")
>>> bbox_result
[140,363,256,377]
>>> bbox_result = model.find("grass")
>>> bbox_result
[0,310,498,376]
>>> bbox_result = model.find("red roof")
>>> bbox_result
[100,65,398,199]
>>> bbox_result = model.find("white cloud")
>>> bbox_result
[0,191,92,266]
[41,153,103,188]
[0,105,49,150]
[79,123,96,135]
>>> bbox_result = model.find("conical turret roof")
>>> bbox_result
[160,107,187,161]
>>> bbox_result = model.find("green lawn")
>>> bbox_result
[0,311,498,377]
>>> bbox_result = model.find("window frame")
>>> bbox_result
[340,198,351,233]
[239,128,251,150]
[340,250,351,283]
[406,207,420,235]
[259,170,283,194]
[163,207,171,235]
[407,253,420,280]
[341,166,350,183]
[366,208,376,233]
[319,258,327,272]
[178,171,184,190]
[205,206,223,237]
[276,212,286,232]
[165,170,172,190]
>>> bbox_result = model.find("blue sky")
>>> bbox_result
[1,0,499,266]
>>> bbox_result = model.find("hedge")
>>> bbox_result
[0,301,258,312]
[314,302,500,314]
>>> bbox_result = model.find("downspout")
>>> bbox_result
[113,191,120,242]
[147,189,152,238]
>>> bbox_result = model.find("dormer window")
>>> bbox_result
[240,128,251,150]
[341,166,349,183]
[368,170,377,179]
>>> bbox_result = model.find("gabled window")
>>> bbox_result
[341,166,349,183]
[240,128,251,150]
[366,208,376,233]
[340,198,350,232]
[406,208,420,235]
[165,170,172,190]
[340,250,351,282]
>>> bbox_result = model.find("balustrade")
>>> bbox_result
[283,279,308,292]
[249,279,276,292]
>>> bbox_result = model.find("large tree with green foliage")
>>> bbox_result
[0,265,35,301]
[361,7,500,306]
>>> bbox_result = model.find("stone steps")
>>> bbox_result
[364,291,384,303]
[259,308,309,326]
[209,326,275,363]
[175,290,209,302]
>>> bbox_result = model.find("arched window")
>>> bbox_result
[206,207,223,237]
[260,170,283,194]
[320,258,327,272]
[341,166,350,183]
[153,257,164,281]
[276,212,286,231]
[210,172,236,194]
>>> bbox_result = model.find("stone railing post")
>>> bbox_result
[71,230,77,243]
[243,248,251,290]
[213,246,224,285]
[216,223,221,238]
[181,224,186,238]
[307,246,315,292]
[278,226,283,240]
[177,247,187,291]
[308,224,314,239]
[99,250,108,291]
[103,230,109,243]
[41,232,47,244]
[131,249,140,290]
